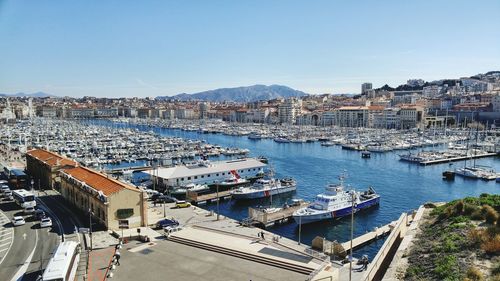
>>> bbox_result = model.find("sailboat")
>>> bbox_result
[454,122,498,180]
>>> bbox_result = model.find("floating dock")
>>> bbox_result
[419,152,497,165]
[340,223,393,250]
[244,201,310,228]
[186,190,233,205]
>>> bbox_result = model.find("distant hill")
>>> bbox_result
[157,84,308,102]
[0,92,56,98]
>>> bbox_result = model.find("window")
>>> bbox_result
[194,176,198,179]
[216,173,219,176]
[201,175,204,178]
[181,178,184,181]
[188,177,191,180]
[207,174,211,178]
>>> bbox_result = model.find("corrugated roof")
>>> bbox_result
[61,166,138,196]
[26,149,77,167]
[148,158,266,180]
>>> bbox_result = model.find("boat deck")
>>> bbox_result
[245,202,310,228]
[186,190,233,205]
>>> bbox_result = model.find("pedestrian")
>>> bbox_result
[115,251,121,266]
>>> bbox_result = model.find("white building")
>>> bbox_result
[278,98,302,124]
[148,158,267,188]
[334,106,369,127]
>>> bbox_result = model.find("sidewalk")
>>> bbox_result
[87,247,116,281]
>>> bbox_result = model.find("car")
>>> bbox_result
[40,217,52,228]
[155,195,175,203]
[24,206,36,215]
[155,218,179,229]
[3,190,12,199]
[12,216,26,226]
[0,185,9,194]
[34,209,46,220]
[175,200,191,208]
[149,193,163,201]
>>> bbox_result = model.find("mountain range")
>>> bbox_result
[157,84,308,102]
[0,92,55,98]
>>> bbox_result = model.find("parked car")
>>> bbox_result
[155,218,179,229]
[3,190,12,199]
[34,209,46,220]
[12,216,26,226]
[40,217,52,228]
[175,200,191,208]
[0,185,10,194]
[155,195,175,203]
[24,206,36,215]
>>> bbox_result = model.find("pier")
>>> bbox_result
[419,152,498,165]
[244,201,310,228]
[186,190,233,205]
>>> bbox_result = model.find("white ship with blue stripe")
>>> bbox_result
[293,177,379,225]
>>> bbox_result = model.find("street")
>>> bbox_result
[0,190,86,281]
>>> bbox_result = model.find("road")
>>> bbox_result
[0,190,86,281]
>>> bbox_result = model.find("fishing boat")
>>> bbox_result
[231,177,297,200]
[217,172,249,188]
[170,183,210,195]
[292,176,379,225]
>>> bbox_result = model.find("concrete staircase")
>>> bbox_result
[168,235,314,275]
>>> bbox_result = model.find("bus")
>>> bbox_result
[42,241,81,281]
[12,189,36,208]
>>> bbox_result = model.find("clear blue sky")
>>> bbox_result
[1,1,499,97]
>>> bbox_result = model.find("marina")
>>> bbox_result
[1,118,500,260]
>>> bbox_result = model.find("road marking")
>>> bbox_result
[0,236,12,242]
[22,233,27,240]
[0,210,14,266]
[10,223,38,281]
[0,241,11,247]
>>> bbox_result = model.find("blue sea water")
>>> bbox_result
[91,120,499,259]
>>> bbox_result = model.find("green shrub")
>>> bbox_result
[464,204,479,216]
[434,255,460,280]
[406,265,424,277]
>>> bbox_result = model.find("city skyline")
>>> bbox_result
[1,0,499,97]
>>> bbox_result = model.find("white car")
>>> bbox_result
[12,216,26,226]
[24,206,36,215]
[40,217,52,228]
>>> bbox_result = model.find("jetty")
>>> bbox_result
[186,190,233,205]
[419,152,498,165]
[244,201,310,228]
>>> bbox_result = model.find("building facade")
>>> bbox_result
[25,149,77,190]
[59,166,148,230]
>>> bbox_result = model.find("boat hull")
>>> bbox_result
[293,196,380,225]
[231,185,296,200]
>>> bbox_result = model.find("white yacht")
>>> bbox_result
[293,180,379,225]
[231,178,296,200]
[170,183,210,195]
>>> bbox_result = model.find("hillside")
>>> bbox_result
[157,84,308,102]
[404,194,500,281]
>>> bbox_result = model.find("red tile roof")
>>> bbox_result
[27,149,77,168]
[61,166,138,196]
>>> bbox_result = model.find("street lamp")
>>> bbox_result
[216,181,220,221]
[349,192,355,281]
[89,208,93,251]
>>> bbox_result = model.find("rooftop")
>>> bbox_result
[61,166,139,196]
[148,158,266,180]
[26,149,77,168]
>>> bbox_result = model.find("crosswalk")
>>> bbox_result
[0,210,13,265]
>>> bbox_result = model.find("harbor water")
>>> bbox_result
[91,120,499,259]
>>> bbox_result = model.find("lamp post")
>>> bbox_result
[298,215,302,245]
[216,181,220,221]
[89,208,93,251]
[349,192,355,281]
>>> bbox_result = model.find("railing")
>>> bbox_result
[362,213,408,281]
[306,256,331,281]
